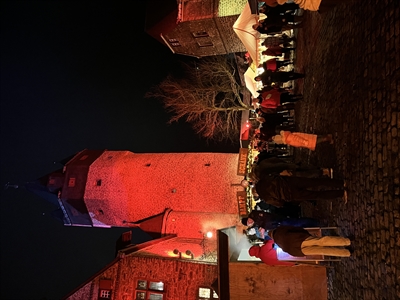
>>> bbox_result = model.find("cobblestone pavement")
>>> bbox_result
[292,0,399,299]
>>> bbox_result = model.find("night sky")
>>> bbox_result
[0,1,239,299]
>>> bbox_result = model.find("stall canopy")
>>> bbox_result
[233,2,260,66]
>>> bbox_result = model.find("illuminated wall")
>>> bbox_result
[82,151,244,234]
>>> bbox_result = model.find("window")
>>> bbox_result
[149,293,163,300]
[137,280,147,290]
[68,177,76,187]
[192,31,209,38]
[100,290,111,299]
[197,41,213,47]
[198,287,218,299]
[122,231,132,243]
[168,38,181,47]
[98,279,112,300]
[96,179,102,186]
[135,279,165,300]
[149,282,164,291]
[136,291,146,300]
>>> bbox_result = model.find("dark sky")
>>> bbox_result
[0,1,238,299]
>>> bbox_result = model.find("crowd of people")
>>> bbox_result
[240,1,353,265]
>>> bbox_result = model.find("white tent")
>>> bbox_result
[233,2,260,65]
[244,65,259,98]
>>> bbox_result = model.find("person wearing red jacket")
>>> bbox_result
[248,240,295,266]
[252,89,302,110]
[260,58,292,72]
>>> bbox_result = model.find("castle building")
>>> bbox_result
[30,149,327,300]
[63,227,327,300]
[145,0,249,58]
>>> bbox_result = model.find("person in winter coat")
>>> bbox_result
[252,88,302,110]
[262,45,296,57]
[272,131,333,151]
[255,176,348,207]
[268,225,352,257]
[260,58,292,72]
[255,69,305,86]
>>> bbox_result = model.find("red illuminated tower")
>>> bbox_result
[35,149,247,240]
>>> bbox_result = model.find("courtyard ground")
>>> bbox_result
[291,0,399,299]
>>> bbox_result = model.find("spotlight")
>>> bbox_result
[185,250,194,259]
[206,231,213,238]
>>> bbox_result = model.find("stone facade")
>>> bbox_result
[66,247,218,300]
[82,151,243,231]
[146,0,247,58]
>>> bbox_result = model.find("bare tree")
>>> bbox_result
[145,56,250,141]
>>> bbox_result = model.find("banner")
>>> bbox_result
[236,191,248,217]
[237,148,248,176]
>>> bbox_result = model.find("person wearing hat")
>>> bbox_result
[248,240,295,266]
[268,226,352,257]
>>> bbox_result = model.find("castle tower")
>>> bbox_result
[35,149,247,239]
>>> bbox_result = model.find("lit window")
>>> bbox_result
[171,42,181,47]
[135,279,165,300]
[136,291,146,299]
[198,287,218,299]
[168,38,178,42]
[149,293,163,300]
[137,280,147,290]
[199,288,211,298]
[100,289,111,298]
[149,281,164,291]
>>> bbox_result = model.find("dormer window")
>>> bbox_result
[197,41,213,47]
[192,31,209,38]
[168,38,181,47]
